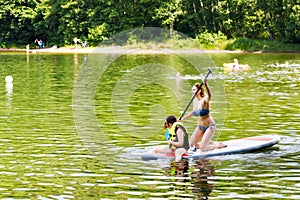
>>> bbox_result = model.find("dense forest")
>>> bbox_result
[0,0,299,48]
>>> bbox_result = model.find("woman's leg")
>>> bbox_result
[149,145,172,154]
[199,125,216,151]
[189,127,203,149]
[199,126,227,151]
[175,148,187,162]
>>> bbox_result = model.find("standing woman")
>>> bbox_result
[180,78,226,151]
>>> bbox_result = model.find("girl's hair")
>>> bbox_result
[164,115,177,128]
[194,83,205,98]
[166,115,177,124]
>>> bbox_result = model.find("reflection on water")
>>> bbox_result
[190,159,214,199]
[5,75,13,95]
[5,75,13,106]
[159,159,214,199]
[0,52,299,199]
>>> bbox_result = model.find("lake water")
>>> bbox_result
[0,50,299,199]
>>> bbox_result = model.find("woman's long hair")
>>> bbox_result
[194,83,205,98]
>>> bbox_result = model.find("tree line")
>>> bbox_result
[0,0,299,48]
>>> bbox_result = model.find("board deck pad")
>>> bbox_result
[141,135,281,161]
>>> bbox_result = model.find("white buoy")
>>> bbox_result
[5,75,13,84]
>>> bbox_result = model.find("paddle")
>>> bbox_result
[178,68,212,120]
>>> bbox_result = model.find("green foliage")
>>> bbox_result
[226,38,300,52]
[226,38,262,51]
[0,0,299,49]
[0,0,39,47]
[154,0,184,36]
[195,31,228,49]
[88,24,108,46]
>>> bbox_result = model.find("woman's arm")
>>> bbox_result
[179,111,194,121]
[203,78,212,101]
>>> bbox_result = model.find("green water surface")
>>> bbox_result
[0,51,299,199]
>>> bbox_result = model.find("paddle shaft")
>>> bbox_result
[179,68,212,120]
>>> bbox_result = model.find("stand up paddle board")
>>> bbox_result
[141,135,280,161]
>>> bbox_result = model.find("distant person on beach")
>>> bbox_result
[80,40,88,48]
[38,39,44,48]
[73,37,78,48]
[34,39,39,49]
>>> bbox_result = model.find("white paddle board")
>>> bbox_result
[141,135,280,161]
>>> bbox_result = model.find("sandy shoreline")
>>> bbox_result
[0,47,248,54]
